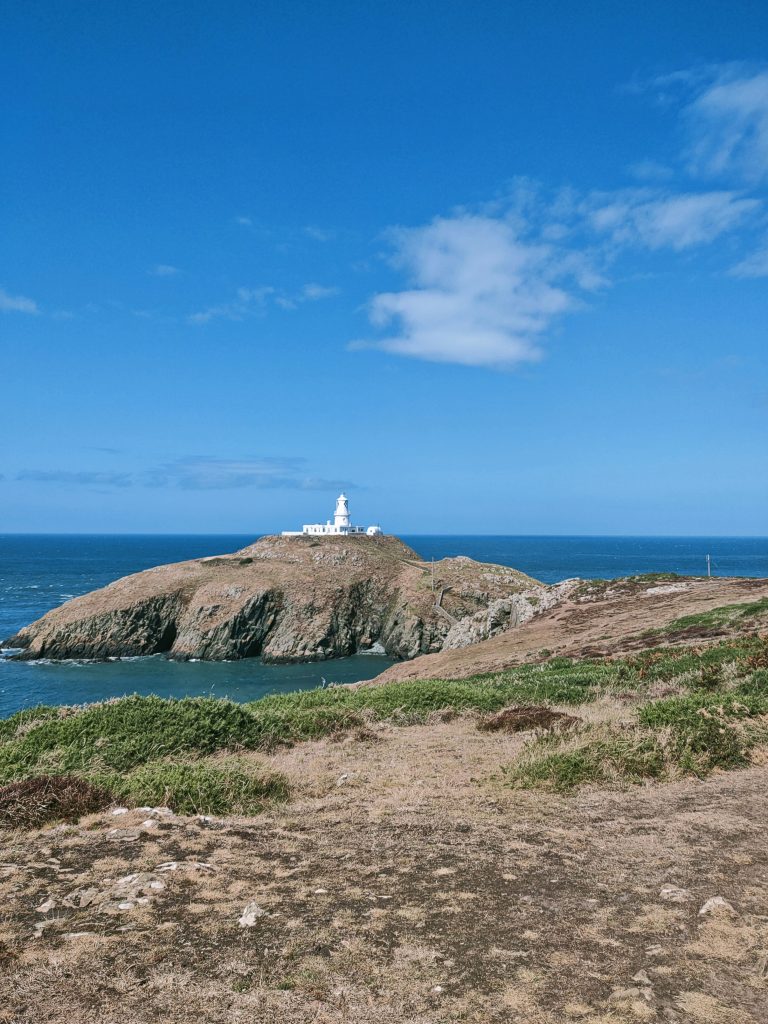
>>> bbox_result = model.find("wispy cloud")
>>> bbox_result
[143,457,351,491]
[17,470,133,487]
[304,225,335,242]
[17,458,353,492]
[353,213,587,369]
[728,246,768,278]
[584,189,760,250]
[234,215,253,226]
[683,67,768,184]
[627,159,675,182]
[188,283,339,324]
[149,264,181,277]
[302,282,339,300]
[0,287,39,314]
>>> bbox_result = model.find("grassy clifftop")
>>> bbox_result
[2,617,767,825]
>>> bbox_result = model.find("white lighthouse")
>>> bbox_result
[282,493,382,537]
[334,493,350,529]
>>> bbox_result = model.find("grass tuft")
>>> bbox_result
[98,759,289,816]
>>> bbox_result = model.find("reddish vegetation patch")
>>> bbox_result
[0,774,113,829]
[478,705,581,734]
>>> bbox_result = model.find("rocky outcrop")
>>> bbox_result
[6,534,544,664]
[441,580,581,650]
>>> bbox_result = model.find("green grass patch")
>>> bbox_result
[505,660,768,792]
[648,597,768,638]
[506,728,666,792]
[0,695,268,783]
[2,633,767,810]
[98,759,289,816]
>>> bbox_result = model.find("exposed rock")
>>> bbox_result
[239,901,268,927]
[659,885,692,904]
[6,534,542,664]
[442,580,579,650]
[698,895,737,917]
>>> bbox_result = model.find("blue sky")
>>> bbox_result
[1,1,767,534]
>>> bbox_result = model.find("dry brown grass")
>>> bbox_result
[1,716,768,1022]
[0,774,112,829]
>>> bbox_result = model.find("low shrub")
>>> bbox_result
[0,695,269,782]
[0,774,113,829]
[505,727,665,792]
[101,760,289,816]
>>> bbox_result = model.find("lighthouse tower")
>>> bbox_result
[334,493,350,529]
[281,493,382,536]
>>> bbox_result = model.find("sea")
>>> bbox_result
[1,534,767,719]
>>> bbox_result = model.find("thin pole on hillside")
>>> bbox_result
[706,554,711,577]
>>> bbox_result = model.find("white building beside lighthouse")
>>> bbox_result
[282,493,382,537]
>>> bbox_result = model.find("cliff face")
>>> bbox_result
[6,535,542,663]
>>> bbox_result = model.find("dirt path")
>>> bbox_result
[370,576,768,685]
[2,716,768,1023]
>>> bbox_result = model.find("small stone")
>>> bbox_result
[314,888,328,894]
[659,885,691,904]
[699,896,737,917]
[36,898,56,914]
[336,773,349,786]
[118,901,135,911]
[432,985,444,994]
[632,970,652,986]
[148,880,165,890]
[78,887,99,908]
[142,819,159,829]
[112,807,129,816]
[609,987,644,1003]
[239,902,268,927]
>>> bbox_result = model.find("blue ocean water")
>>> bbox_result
[1,534,766,718]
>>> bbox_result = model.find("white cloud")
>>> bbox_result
[302,283,339,300]
[356,215,579,369]
[0,287,39,314]
[150,264,181,277]
[235,215,253,226]
[585,189,760,250]
[684,69,768,183]
[728,246,768,278]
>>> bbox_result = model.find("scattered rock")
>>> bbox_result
[239,902,268,927]
[699,896,737,917]
[659,885,692,904]
[632,970,652,986]
[608,986,653,1004]
[36,898,56,914]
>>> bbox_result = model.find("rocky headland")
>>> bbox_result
[6,534,551,663]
